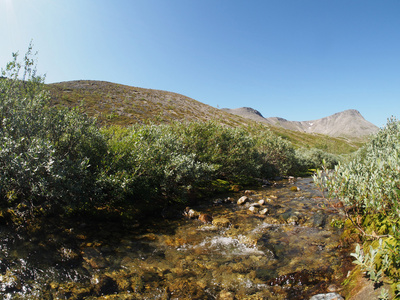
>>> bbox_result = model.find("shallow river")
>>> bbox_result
[0,177,352,299]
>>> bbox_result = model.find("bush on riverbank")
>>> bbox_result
[314,118,400,297]
[1,47,340,224]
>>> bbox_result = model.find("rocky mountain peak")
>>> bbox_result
[221,107,379,139]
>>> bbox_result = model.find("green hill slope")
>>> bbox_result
[47,80,361,154]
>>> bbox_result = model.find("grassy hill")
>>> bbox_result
[47,80,361,154]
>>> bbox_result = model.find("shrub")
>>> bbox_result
[313,117,400,290]
[293,147,340,174]
[0,44,107,218]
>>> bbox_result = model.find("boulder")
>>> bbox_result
[237,196,249,205]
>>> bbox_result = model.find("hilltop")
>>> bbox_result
[222,107,379,139]
[46,80,364,154]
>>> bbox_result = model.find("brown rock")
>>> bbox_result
[199,214,213,223]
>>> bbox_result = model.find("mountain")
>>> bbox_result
[46,80,363,154]
[222,107,379,139]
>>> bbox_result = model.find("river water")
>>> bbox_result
[0,177,352,299]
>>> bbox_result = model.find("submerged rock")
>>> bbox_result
[218,290,235,300]
[93,275,118,296]
[212,218,231,228]
[82,248,108,269]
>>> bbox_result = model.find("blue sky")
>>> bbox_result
[1,0,399,127]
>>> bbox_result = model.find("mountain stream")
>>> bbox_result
[0,177,352,299]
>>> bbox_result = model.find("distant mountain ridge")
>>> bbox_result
[45,80,366,153]
[221,107,379,139]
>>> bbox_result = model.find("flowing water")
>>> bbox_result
[0,177,352,299]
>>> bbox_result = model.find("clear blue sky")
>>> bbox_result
[1,0,399,127]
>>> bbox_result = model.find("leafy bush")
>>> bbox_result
[313,117,400,292]
[293,147,340,174]
[0,44,107,218]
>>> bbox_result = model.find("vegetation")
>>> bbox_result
[0,46,346,227]
[314,118,400,298]
[46,82,360,155]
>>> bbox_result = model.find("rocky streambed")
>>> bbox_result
[0,177,353,299]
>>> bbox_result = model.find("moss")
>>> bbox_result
[341,267,364,299]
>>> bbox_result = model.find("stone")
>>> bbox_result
[248,206,259,213]
[327,284,341,292]
[199,213,213,223]
[212,217,231,228]
[259,208,269,215]
[264,216,281,225]
[237,196,249,205]
[218,290,235,300]
[290,186,300,191]
[225,197,234,203]
[213,198,223,205]
[183,207,200,219]
[309,293,344,300]
[258,199,266,205]
[287,215,299,225]
[244,190,253,195]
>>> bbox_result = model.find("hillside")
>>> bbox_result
[46,80,362,154]
[222,107,379,139]
[47,80,246,127]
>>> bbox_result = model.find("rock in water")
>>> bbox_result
[237,196,249,205]
[212,218,231,228]
[309,293,344,300]
[199,214,213,224]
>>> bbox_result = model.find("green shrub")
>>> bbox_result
[0,44,107,218]
[293,147,340,174]
[313,117,400,290]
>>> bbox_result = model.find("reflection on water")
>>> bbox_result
[0,177,351,299]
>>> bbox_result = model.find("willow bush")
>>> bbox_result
[314,118,400,295]
[0,45,107,220]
